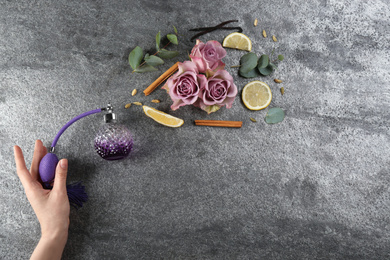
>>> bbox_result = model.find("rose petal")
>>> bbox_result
[227,83,238,97]
[202,90,216,106]
[205,77,223,91]
[190,56,207,73]
[171,99,186,110]
[223,96,236,108]
[197,73,208,90]
[178,60,198,74]
[190,40,205,57]
[213,69,233,82]
[182,94,198,105]
[209,60,225,71]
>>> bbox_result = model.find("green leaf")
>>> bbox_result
[265,108,285,124]
[156,31,161,51]
[239,67,261,78]
[258,64,274,76]
[239,53,258,74]
[269,62,278,70]
[129,46,143,70]
[134,64,158,73]
[173,25,178,35]
[145,55,164,66]
[204,105,221,114]
[167,34,178,45]
[278,54,284,61]
[258,54,269,69]
[158,49,179,59]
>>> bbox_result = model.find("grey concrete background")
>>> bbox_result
[1,0,389,259]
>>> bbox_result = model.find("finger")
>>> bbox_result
[53,159,68,194]
[14,145,33,189]
[30,140,47,181]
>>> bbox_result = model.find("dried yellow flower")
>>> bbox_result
[274,79,283,83]
[254,19,258,27]
[250,117,257,122]
[272,35,277,42]
[132,102,142,106]
[151,99,161,103]
[124,103,132,109]
[262,30,267,38]
[280,87,285,95]
[131,89,137,96]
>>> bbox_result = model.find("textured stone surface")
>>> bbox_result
[1,0,390,259]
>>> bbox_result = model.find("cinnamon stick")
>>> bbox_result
[194,120,243,128]
[143,62,179,96]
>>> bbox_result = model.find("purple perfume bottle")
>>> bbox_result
[94,107,133,160]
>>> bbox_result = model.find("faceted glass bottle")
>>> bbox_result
[94,118,133,160]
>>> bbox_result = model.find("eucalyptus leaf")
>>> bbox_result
[156,31,161,50]
[269,62,278,70]
[258,64,273,76]
[158,49,179,59]
[265,108,285,124]
[278,54,284,61]
[129,46,143,70]
[173,25,178,35]
[239,67,261,78]
[145,55,164,66]
[167,34,178,45]
[134,64,158,73]
[258,54,269,69]
[239,52,258,74]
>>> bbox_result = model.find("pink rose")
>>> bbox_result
[190,40,226,73]
[197,69,238,113]
[162,61,207,110]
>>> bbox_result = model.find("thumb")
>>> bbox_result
[53,159,68,193]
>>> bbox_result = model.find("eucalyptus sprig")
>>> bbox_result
[129,26,179,73]
[238,50,284,78]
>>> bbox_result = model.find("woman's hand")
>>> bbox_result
[14,140,70,260]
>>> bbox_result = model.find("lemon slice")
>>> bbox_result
[222,32,252,51]
[242,81,272,110]
[143,106,184,127]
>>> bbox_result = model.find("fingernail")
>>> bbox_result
[60,159,68,169]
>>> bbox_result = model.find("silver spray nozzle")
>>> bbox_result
[102,103,116,123]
